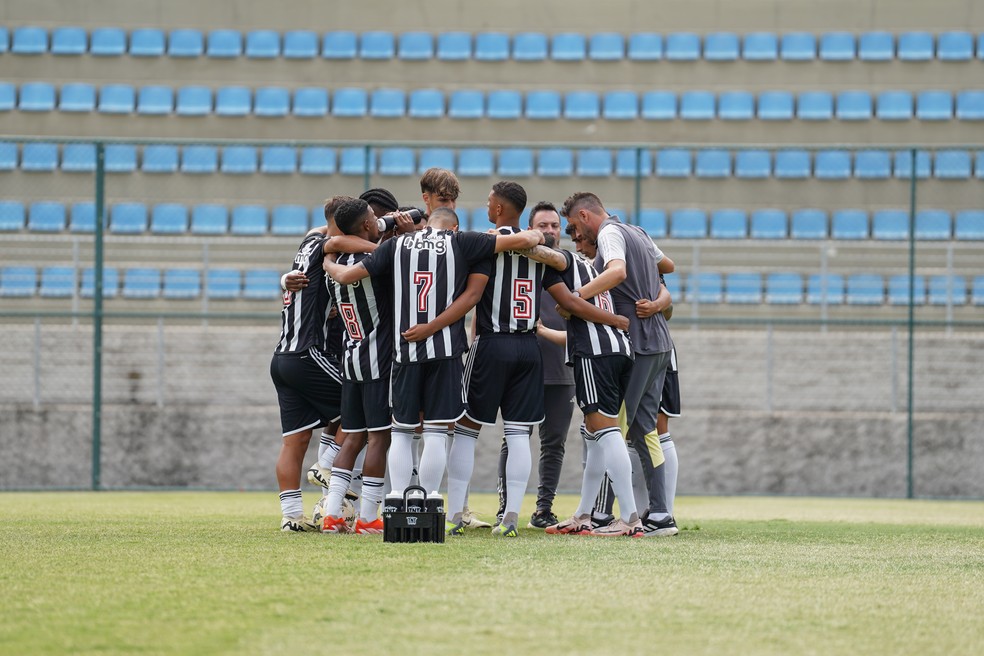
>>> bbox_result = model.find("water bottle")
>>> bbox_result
[425,492,444,514]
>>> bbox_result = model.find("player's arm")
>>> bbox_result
[492,229,544,253]
[281,270,308,292]
[323,257,370,285]
[636,280,673,318]
[546,282,629,332]
[536,319,567,347]
[575,258,626,300]
[305,225,329,237]
[522,245,568,271]
[658,254,675,274]
[323,235,378,254]
[402,272,489,342]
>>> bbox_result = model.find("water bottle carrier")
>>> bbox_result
[383,485,446,544]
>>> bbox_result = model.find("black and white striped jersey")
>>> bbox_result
[361,227,496,364]
[472,226,552,336]
[548,250,632,363]
[329,251,393,382]
[275,232,333,354]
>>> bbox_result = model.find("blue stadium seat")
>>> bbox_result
[261,146,296,174]
[0,27,7,54]
[19,82,56,112]
[206,269,241,299]
[742,32,778,61]
[332,88,367,117]
[641,91,676,120]
[854,150,891,179]
[12,26,47,54]
[937,31,973,61]
[245,30,280,59]
[513,32,548,61]
[564,91,600,120]
[726,273,762,303]
[976,151,984,179]
[339,147,376,175]
[255,87,290,117]
[418,148,455,173]
[537,148,574,176]
[283,31,318,59]
[956,91,984,120]
[137,86,173,115]
[80,267,120,298]
[110,202,147,234]
[168,29,204,57]
[526,90,561,120]
[449,90,484,119]
[576,149,612,177]
[370,88,405,118]
[0,82,13,112]
[637,209,667,238]
[703,32,739,61]
[893,150,932,179]
[831,209,868,239]
[299,147,336,175]
[182,145,218,174]
[483,90,520,120]
[497,148,534,176]
[915,209,951,240]
[379,147,415,176]
[671,209,707,238]
[688,272,723,303]
[955,210,984,240]
[662,274,681,301]
[207,29,242,58]
[719,91,755,120]
[807,274,845,305]
[163,269,201,299]
[39,266,76,297]
[819,32,855,61]
[99,84,135,114]
[130,29,165,57]
[695,149,731,178]
[774,149,811,178]
[791,209,827,239]
[665,33,700,61]
[888,275,926,305]
[221,146,257,174]
[750,209,788,239]
[28,202,67,232]
[323,31,357,59]
[552,33,586,61]
[399,32,433,60]
[409,89,445,118]
[798,91,833,120]
[0,201,25,231]
[815,150,851,179]
[628,33,662,60]
[871,209,909,240]
[292,87,328,117]
[928,275,966,306]
[142,145,178,173]
[935,149,971,179]
[758,91,794,120]
[51,27,86,55]
[1,266,36,297]
[846,274,884,305]
[270,205,309,235]
[603,91,638,120]
[607,208,628,223]
[244,270,281,300]
[735,150,771,178]
[836,91,872,120]
[975,277,984,306]
[176,86,212,116]
[780,32,815,61]
[122,268,161,298]
[437,32,471,60]
[766,272,803,304]
[474,32,509,61]
[104,144,137,173]
[0,142,15,170]
[360,31,395,59]
[59,83,96,112]
[656,149,692,177]
[710,209,748,238]
[589,33,624,61]
[680,91,715,120]
[231,205,268,235]
[191,205,228,234]
[89,27,126,57]
[916,91,952,120]
[615,148,653,177]
[151,204,188,234]
[898,32,934,61]
[876,91,913,120]
[858,32,894,61]
[215,87,251,117]
[21,142,58,172]
[70,202,96,233]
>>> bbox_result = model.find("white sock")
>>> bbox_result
[326,468,351,517]
[660,433,678,516]
[575,429,605,517]
[503,423,532,524]
[388,427,415,494]
[360,476,385,521]
[279,488,303,518]
[411,433,421,485]
[448,424,479,521]
[596,426,637,521]
[350,446,366,515]
[318,433,340,469]
[417,423,447,493]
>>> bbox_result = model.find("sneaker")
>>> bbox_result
[492,522,518,538]
[590,512,615,529]
[354,518,384,534]
[528,509,559,530]
[591,518,644,537]
[643,515,679,537]
[307,462,330,488]
[545,514,593,535]
[445,521,466,537]
[321,514,353,534]
[461,508,492,530]
[281,515,318,532]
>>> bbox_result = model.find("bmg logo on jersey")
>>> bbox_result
[403,232,448,255]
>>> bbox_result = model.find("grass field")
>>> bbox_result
[2,492,983,655]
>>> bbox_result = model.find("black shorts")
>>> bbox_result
[391,357,466,427]
[341,377,392,433]
[659,347,681,417]
[270,349,342,437]
[463,333,544,426]
[574,354,633,418]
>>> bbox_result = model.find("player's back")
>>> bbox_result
[474,226,545,336]
[332,251,393,381]
[276,232,331,353]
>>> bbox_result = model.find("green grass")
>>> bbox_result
[2,493,983,655]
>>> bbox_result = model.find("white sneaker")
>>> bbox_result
[281,515,318,532]
[461,507,492,529]
[306,462,330,488]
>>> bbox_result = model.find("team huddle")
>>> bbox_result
[271,167,682,538]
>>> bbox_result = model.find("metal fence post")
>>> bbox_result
[906,148,917,499]
[92,142,105,491]
[633,147,642,224]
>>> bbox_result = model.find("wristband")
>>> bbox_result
[572,290,581,298]
[280,273,290,291]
